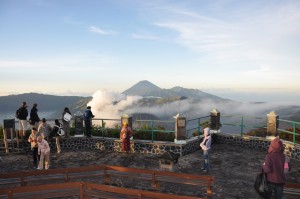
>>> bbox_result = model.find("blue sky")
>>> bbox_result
[0,0,299,103]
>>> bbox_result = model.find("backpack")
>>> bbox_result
[84,110,90,120]
[54,125,65,136]
[15,108,20,119]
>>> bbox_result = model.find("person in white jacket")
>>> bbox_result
[37,136,50,170]
[200,127,212,172]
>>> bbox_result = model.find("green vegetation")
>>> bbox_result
[246,127,300,144]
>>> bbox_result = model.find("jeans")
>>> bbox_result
[202,149,210,171]
[267,182,284,199]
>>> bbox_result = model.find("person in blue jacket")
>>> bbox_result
[84,106,95,138]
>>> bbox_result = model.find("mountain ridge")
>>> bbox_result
[0,81,299,124]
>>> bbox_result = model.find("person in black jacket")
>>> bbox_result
[16,101,28,138]
[29,103,40,129]
[52,119,62,154]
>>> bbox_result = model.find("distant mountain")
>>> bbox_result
[0,81,299,125]
[0,93,88,113]
[122,80,229,103]
[122,80,163,96]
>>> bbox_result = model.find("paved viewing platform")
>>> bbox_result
[1,139,300,198]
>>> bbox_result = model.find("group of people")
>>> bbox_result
[16,102,72,139]
[15,102,74,169]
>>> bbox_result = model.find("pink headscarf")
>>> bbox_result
[268,137,284,153]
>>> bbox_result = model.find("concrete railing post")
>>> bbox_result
[174,117,186,144]
[3,118,16,153]
[267,111,279,138]
[210,108,221,133]
[74,111,84,136]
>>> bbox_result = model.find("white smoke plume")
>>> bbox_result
[86,90,142,127]
[85,89,290,131]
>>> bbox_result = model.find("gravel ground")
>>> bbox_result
[1,143,300,199]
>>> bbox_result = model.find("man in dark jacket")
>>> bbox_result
[30,103,40,129]
[263,137,285,199]
[16,101,28,138]
[84,106,95,138]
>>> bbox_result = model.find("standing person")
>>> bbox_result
[200,127,212,172]
[29,103,40,129]
[62,107,71,138]
[52,119,62,154]
[120,122,133,153]
[38,118,52,141]
[28,127,39,168]
[16,101,28,139]
[37,136,50,170]
[263,137,286,199]
[83,106,95,138]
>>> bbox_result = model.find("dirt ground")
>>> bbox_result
[1,143,300,199]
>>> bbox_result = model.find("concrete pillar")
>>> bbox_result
[74,111,84,136]
[3,118,16,153]
[210,108,221,133]
[267,111,279,137]
[174,117,186,144]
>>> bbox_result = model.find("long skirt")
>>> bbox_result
[122,138,130,152]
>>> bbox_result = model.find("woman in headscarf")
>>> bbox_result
[263,137,285,199]
[120,121,133,153]
[200,127,212,172]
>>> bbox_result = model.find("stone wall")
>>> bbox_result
[215,133,300,160]
[49,134,300,160]
[49,136,201,156]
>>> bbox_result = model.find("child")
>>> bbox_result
[28,127,39,168]
[37,136,50,170]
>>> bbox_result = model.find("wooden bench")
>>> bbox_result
[0,181,207,199]
[284,182,300,196]
[0,165,214,197]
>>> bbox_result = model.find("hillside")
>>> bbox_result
[0,93,88,113]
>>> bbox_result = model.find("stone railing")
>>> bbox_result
[47,133,300,161]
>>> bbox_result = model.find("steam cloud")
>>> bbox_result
[86,90,281,129]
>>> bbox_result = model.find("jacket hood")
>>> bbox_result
[268,137,284,153]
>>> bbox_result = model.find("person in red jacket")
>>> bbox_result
[263,137,285,199]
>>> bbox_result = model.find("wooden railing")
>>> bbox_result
[0,181,206,199]
[0,165,214,198]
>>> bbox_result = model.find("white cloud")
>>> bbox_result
[89,26,118,35]
[131,32,161,41]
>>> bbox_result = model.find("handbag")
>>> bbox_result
[254,168,269,198]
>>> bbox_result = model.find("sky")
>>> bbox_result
[0,0,300,104]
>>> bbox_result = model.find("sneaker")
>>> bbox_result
[37,167,42,170]
[201,167,205,170]
[203,169,208,173]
